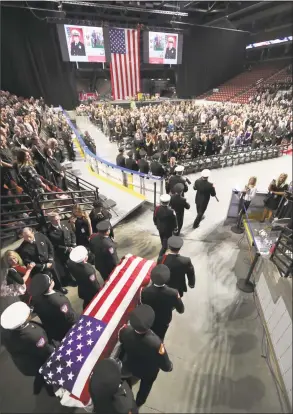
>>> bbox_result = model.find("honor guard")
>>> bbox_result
[89,220,119,282]
[17,227,67,294]
[193,169,216,229]
[125,151,139,172]
[140,264,184,340]
[67,246,101,309]
[47,212,77,286]
[150,153,165,177]
[166,165,188,194]
[170,183,190,235]
[119,305,173,407]
[153,194,178,257]
[157,236,195,297]
[137,149,150,174]
[1,302,55,395]
[29,273,79,341]
[89,358,138,414]
[116,147,126,168]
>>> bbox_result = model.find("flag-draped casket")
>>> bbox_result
[40,254,155,408]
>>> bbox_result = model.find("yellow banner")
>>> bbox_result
[127,174,134,190]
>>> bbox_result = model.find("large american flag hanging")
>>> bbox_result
[40,254,154,407]
[109,28,141,100]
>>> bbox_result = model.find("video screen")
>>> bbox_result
[144,31,183,64]
[57,24,106,62]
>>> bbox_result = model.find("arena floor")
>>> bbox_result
[0,150,292,413]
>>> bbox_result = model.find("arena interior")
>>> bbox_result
[0,1,293,413]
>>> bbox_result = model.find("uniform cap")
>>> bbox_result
[175,165,184,173]
[72,29,80,36]
[1,302,31,330]
[89,358,121,399]
[69,245,88,263]
[201,169,211,178]
[173,183,184,193]
[168,37,174,42]
[168,235,183,250]
[160,194,171,203]
[129,304,155,332]
[118,147,124,153]
[127,151,133,157]
[152,152,160,160]
[151,264,170,286]
[139,149,146,157]
[97,220,110,232]
[29,273,51,296]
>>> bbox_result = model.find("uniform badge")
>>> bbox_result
[89,274,95,282]
[158,343,165,355]
[41,242,44,246]
[109,247,114,254]
[36,337,46,348]
[61,304,68,313]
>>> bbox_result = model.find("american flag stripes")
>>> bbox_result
[40,254,154,407]
[109,28,141,100]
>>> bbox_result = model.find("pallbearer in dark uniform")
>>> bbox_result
[153,194,178,257]
[166,165,188,194]
[193,169,216,229]
[157,236,195,298]
[68,246,101,309]
[17,227,68,294]
[137,150,149,174]
[29,273,79,341]
[170,183,190,235]
[89,220,119,282]
[89,358,138,414]
[116,147,126,168]
[140,264,184,340]
[119,305,173,407]
[1,302,55,395]
[150,152,165,177]
[125,151,139,172]
[47,212,77,286]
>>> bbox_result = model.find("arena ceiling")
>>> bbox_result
[2,1,293,39]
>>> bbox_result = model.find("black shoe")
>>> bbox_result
[193,224,199,229]
[60,287,68,294]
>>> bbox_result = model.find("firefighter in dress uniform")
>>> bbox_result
[166,165,189,194]
[157,236,195,298]
[193,169,216,229]
[153,194,178,257]
[70,29,86,56]
[89,358,138,414]
[1,302,56,396]
[125,151,139,172]
[150,152,165,177]
[116,147,126,168]
[119,305,173,408]
[47,212,77,286]
[137,149,150,174]
[89,220,119,282]
[67,245,101,309]
[170,183,190,235]
[164,37,176,60]
[140,264,184,341]
[29,273,79,341]
[17,227,68,294]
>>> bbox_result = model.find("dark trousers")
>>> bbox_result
[135,373,158,407]
[193,203,208,228]
[159,233,169,258]
[152,321,169,341]
[175,213,184,235]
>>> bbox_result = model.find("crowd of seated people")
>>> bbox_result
[0,91,76,198]
[76,91,292,167]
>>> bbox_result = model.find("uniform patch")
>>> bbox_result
[158,343,165,355]
[89,274,96,282]
[61,304,68,313]
[36,337,46,348]
[109,247,114,254]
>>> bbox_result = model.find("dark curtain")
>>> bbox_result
[1,7,78,109]
[177,26,248,98]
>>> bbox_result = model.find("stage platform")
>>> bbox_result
[88,98,185,108]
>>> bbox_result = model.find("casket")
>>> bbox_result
[40,254,154,408]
